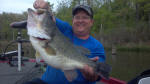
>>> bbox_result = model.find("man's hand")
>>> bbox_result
[33,0,49,9]
[33,0,56,22]
[80,57,100,82]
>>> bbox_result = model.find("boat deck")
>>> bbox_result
[0,62,104,84]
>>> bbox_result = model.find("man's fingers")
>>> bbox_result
[90,56,99,62]
[83,65,94,75]
[33,0,49,9]
[33,0,40,9]
[81,65,99,81]
[82,57,99,75]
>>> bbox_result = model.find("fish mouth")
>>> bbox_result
[28,8,46,15]
[31,36,49,41]
[28,8,35,16]
[28,29,51,41]
[35,37,48,41]
[28,8,34,12]
[27,8,51,41]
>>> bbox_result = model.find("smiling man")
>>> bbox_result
[11,0,106,84]
[72,5,94,40]
[34,0,106,83]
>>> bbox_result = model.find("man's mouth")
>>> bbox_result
[76,23,85,27]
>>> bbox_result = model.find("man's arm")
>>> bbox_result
[55,18,72,33]
[80,39,106,82]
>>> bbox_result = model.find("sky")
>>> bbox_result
[0,0,60,14]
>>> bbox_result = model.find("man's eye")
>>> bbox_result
[75,16,80,19]
[74,16,90,20]
[83,16,90,19]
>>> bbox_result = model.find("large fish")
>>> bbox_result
[27,7,111,81]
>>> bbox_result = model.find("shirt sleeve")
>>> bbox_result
[90,41,106,62]
[55,18,72,34]
[93,44,106,62]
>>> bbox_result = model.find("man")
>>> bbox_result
[12,0,106,84]
[34,1,105,84]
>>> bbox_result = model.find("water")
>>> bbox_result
[106,51,150,82]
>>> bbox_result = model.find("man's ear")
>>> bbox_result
[92,19,94,24]
[72,17,75,24]
[90,19,94,26]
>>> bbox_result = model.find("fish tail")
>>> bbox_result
[95,62,111,80]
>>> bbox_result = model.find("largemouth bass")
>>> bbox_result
[27,8,111,81]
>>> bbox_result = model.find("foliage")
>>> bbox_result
[136,0,150,21]
[0,12,28,41]
[55,0,150,46]
[55,0,72,24]
[0,0,149,47]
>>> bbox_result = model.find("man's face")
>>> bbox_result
[72,10,93,37]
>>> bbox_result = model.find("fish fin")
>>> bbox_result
[75,46,90,56]
[44,45,56,55]
[35,51,42,63]
[63,70,78,82]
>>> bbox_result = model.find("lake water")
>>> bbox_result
[106,51,150,82]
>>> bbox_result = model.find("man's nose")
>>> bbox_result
[78,18,84,22]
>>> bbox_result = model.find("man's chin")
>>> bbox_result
[74,33,89,39]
